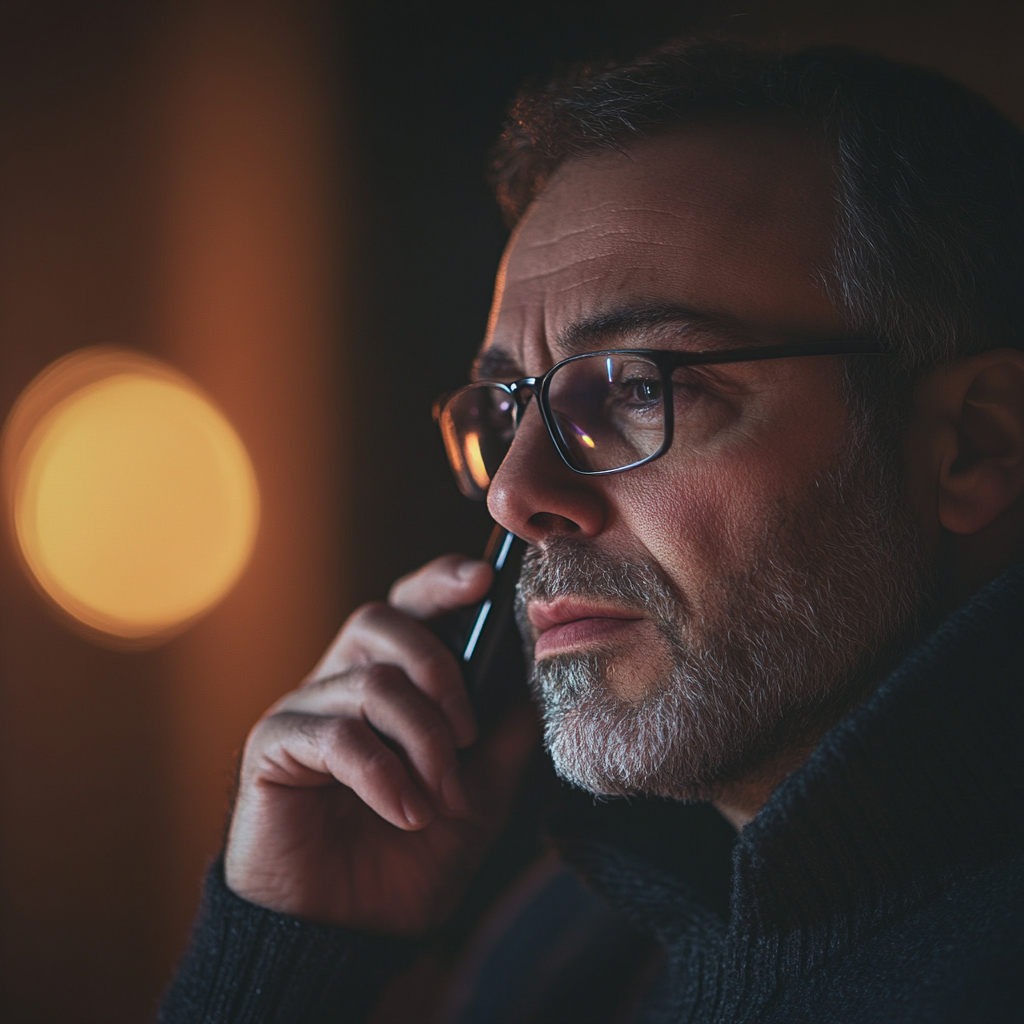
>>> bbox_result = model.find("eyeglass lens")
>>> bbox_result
[440,384,517,500]
[440,352,668,499]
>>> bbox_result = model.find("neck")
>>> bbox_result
[713,624,936,831]
[713,743,817,830]
[937,511,1024,613]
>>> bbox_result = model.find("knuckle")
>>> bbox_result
[305,666,356,692]
[346,599,391,632]
[355,744,398,785]
[418,646,455,680]
[238,724,269,769]
[387,571,417,604]
[389,554,463,608]
[247,711,291,749]
[260,711,322,752]
[329,716,362,748]
[354,662,405,697]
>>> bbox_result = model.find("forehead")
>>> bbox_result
[481,118,842,376]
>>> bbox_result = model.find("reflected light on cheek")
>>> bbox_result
[464,430,492,491]
[2,348,259,645]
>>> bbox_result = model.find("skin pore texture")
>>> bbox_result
[482,119,937,828]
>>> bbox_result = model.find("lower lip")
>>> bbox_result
[534,617,643,658]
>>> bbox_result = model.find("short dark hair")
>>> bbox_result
[490,39,1024,391]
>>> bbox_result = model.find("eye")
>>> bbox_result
[619,376,663,406]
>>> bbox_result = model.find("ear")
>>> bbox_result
[913,349,1024,536]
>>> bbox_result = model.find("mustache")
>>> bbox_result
[514,538,688,642]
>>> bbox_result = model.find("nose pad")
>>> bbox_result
[509,380,539,428]
[498,398,549,476]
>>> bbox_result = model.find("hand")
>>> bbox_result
[224,554,539,935]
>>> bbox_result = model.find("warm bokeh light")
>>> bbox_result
[2,348,259,642]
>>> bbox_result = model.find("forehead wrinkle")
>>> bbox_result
[512,231,634,272]
[518,221,620,248]
[528,198,736,244]
[505,262,610,288]
[485,127,840,384]
[509,232,703,284]
[507,245,673,288]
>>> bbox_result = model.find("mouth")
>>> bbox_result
[528,598,646,659]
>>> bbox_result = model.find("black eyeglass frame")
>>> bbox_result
[434,339,886,488]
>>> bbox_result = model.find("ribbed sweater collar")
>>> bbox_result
[552,564,1024,949]
[734,561,1024,937]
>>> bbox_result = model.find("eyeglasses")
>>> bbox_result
[434,339,885,501]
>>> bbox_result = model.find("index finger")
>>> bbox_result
[389,554,492,619]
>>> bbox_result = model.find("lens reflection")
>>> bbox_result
[547,352,666,471]
[441,383,516,499]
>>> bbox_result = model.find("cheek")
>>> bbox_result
[621,457,771,606]
[615,405,847,609]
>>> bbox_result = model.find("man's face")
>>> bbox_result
[480,121,929,799]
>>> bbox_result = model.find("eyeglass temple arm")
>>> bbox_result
[660,339,885,368]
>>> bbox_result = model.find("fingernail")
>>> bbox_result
[442,766,470,814]
[457,559,487,582]
[402,791,434,828]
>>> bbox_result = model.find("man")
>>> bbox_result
[162,40,1024,1022]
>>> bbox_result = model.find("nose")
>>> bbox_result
[486,400,608,543]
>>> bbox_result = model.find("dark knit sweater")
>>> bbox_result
[160,566,1024,1023]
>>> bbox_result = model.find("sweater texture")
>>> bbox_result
[160,565,1024,1023]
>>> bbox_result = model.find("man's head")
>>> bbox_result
[491,41,1024,381]
[453,41,1024,812]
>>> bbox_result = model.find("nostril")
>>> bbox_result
[528,512,581,534]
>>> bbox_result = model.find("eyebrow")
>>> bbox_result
[472,303,764,382]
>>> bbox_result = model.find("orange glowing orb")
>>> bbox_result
[2,348,259,643]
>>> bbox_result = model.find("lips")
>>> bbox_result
[528,598,645,658]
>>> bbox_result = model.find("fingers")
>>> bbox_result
[306,555,492,748]
[252,710,436,830]
[259,664,471,826]
[288,664,470,814]
[327,602,477,747]
[389,554,492,618]
[247,552,502,834]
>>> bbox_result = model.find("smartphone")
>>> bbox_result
[432,525,528,728]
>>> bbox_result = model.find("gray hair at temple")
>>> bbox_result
[489,39,1024,421]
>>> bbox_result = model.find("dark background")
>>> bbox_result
[0,1,1022,1020]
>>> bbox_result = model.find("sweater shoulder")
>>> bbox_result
[812,851,1024,1024]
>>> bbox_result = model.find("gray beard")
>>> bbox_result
[514,433,934,802]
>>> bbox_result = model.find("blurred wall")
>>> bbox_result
[1,1,1023,1022]
[0,1,345,1020]
[151,0,347,982]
